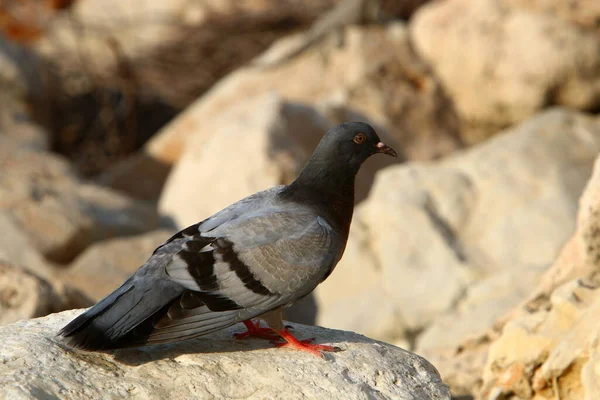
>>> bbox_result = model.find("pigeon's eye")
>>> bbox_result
[353,133,366,144]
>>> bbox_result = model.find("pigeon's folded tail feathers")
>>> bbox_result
[58,273,183,350]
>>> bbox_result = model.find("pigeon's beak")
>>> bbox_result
[375,142,398,157]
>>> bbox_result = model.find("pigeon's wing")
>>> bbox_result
[142,205,342,345]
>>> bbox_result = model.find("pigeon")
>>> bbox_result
[58,122,397,356]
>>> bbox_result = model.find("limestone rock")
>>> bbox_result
[146,21,461,167]
[313,109,600,344]
[103,21,461,201]
[0,215,92,324]
[0,141,160,263]
[63,230,174,301]
[0,261,63,326]
[0,309,451,400]
[481,276,600,399]
[0,212,55,282]
[411,0,600,142]
[503,0,600,31]
[33,0,337,102]
[417,146,600,398]
[416,266,546,353]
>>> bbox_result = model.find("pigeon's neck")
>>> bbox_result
[281,158,359,237]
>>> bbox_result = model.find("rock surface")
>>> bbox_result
[411,0,600,142]
[0,212,55,282]
[504,0,600,30]
[32,0,338,103]
[0,260,62,326]
[0,260,90,326]
[63,230,174,301]
[0,140,161,263]
[481,276,600,400]
[312,108,600,345]
[146,21,461,166]
[418,152,600,398]
[0,309,451,400]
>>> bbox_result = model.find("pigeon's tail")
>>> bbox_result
[58,275,182,351]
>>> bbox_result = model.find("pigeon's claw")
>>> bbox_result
[272,328,342,357]
[234,320,280,340]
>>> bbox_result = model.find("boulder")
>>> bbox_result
[0,214,92,324]
[0,211,55,282]
[63,230,174,301]
[503,0,600,31]
[0,140,160,263]
[0,260,90,326]
[411,0,600,142]
[481,276,600,400]
[118,21,462,202]
[33,0,337,98]
[0,309,451,400]
[312,108,600,345]
[414,151,600,398]
[158,93,399,227]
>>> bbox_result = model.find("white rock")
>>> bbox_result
[63,230,174,301]
[0,141,160,263]
[411,0,600,141]
[146,22,461,167]
[0,310,451,400]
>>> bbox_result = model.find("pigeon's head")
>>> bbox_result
[316,122,397,167]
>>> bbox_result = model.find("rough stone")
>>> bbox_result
[481,276,600,399]
[0,309,451,400]
[503,0,600,31]
[32,0,337,102]
[420,149,600,398]
[411,0,600,142]
[0,260,65,326]
[146,21,461,167]
[0,211,55,282]
[63,230,174,301]
[0,140,161,263]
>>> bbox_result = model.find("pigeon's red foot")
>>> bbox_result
[273,328,341,357]
[234,320,280,340]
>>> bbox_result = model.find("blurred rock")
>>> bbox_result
[158,93,399,227]
[0,309,451,400]
[411,0,600,143]
[312,108,600,345]
[0,140,160,263]
[504,0,600,31]
[0,212,55,282]
[142,22,460,199]
[379,0,433,20]
[34,0,338,103]
[63,229,174,301]
[0,98,49,151]
[416,266,545,353]
[0,260,64,326]
[0,214,92,324]
[95,152,171,201]
[481,276,600,399]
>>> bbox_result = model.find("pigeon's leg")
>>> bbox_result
[263,308,341,357]
[234,319,280,340]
